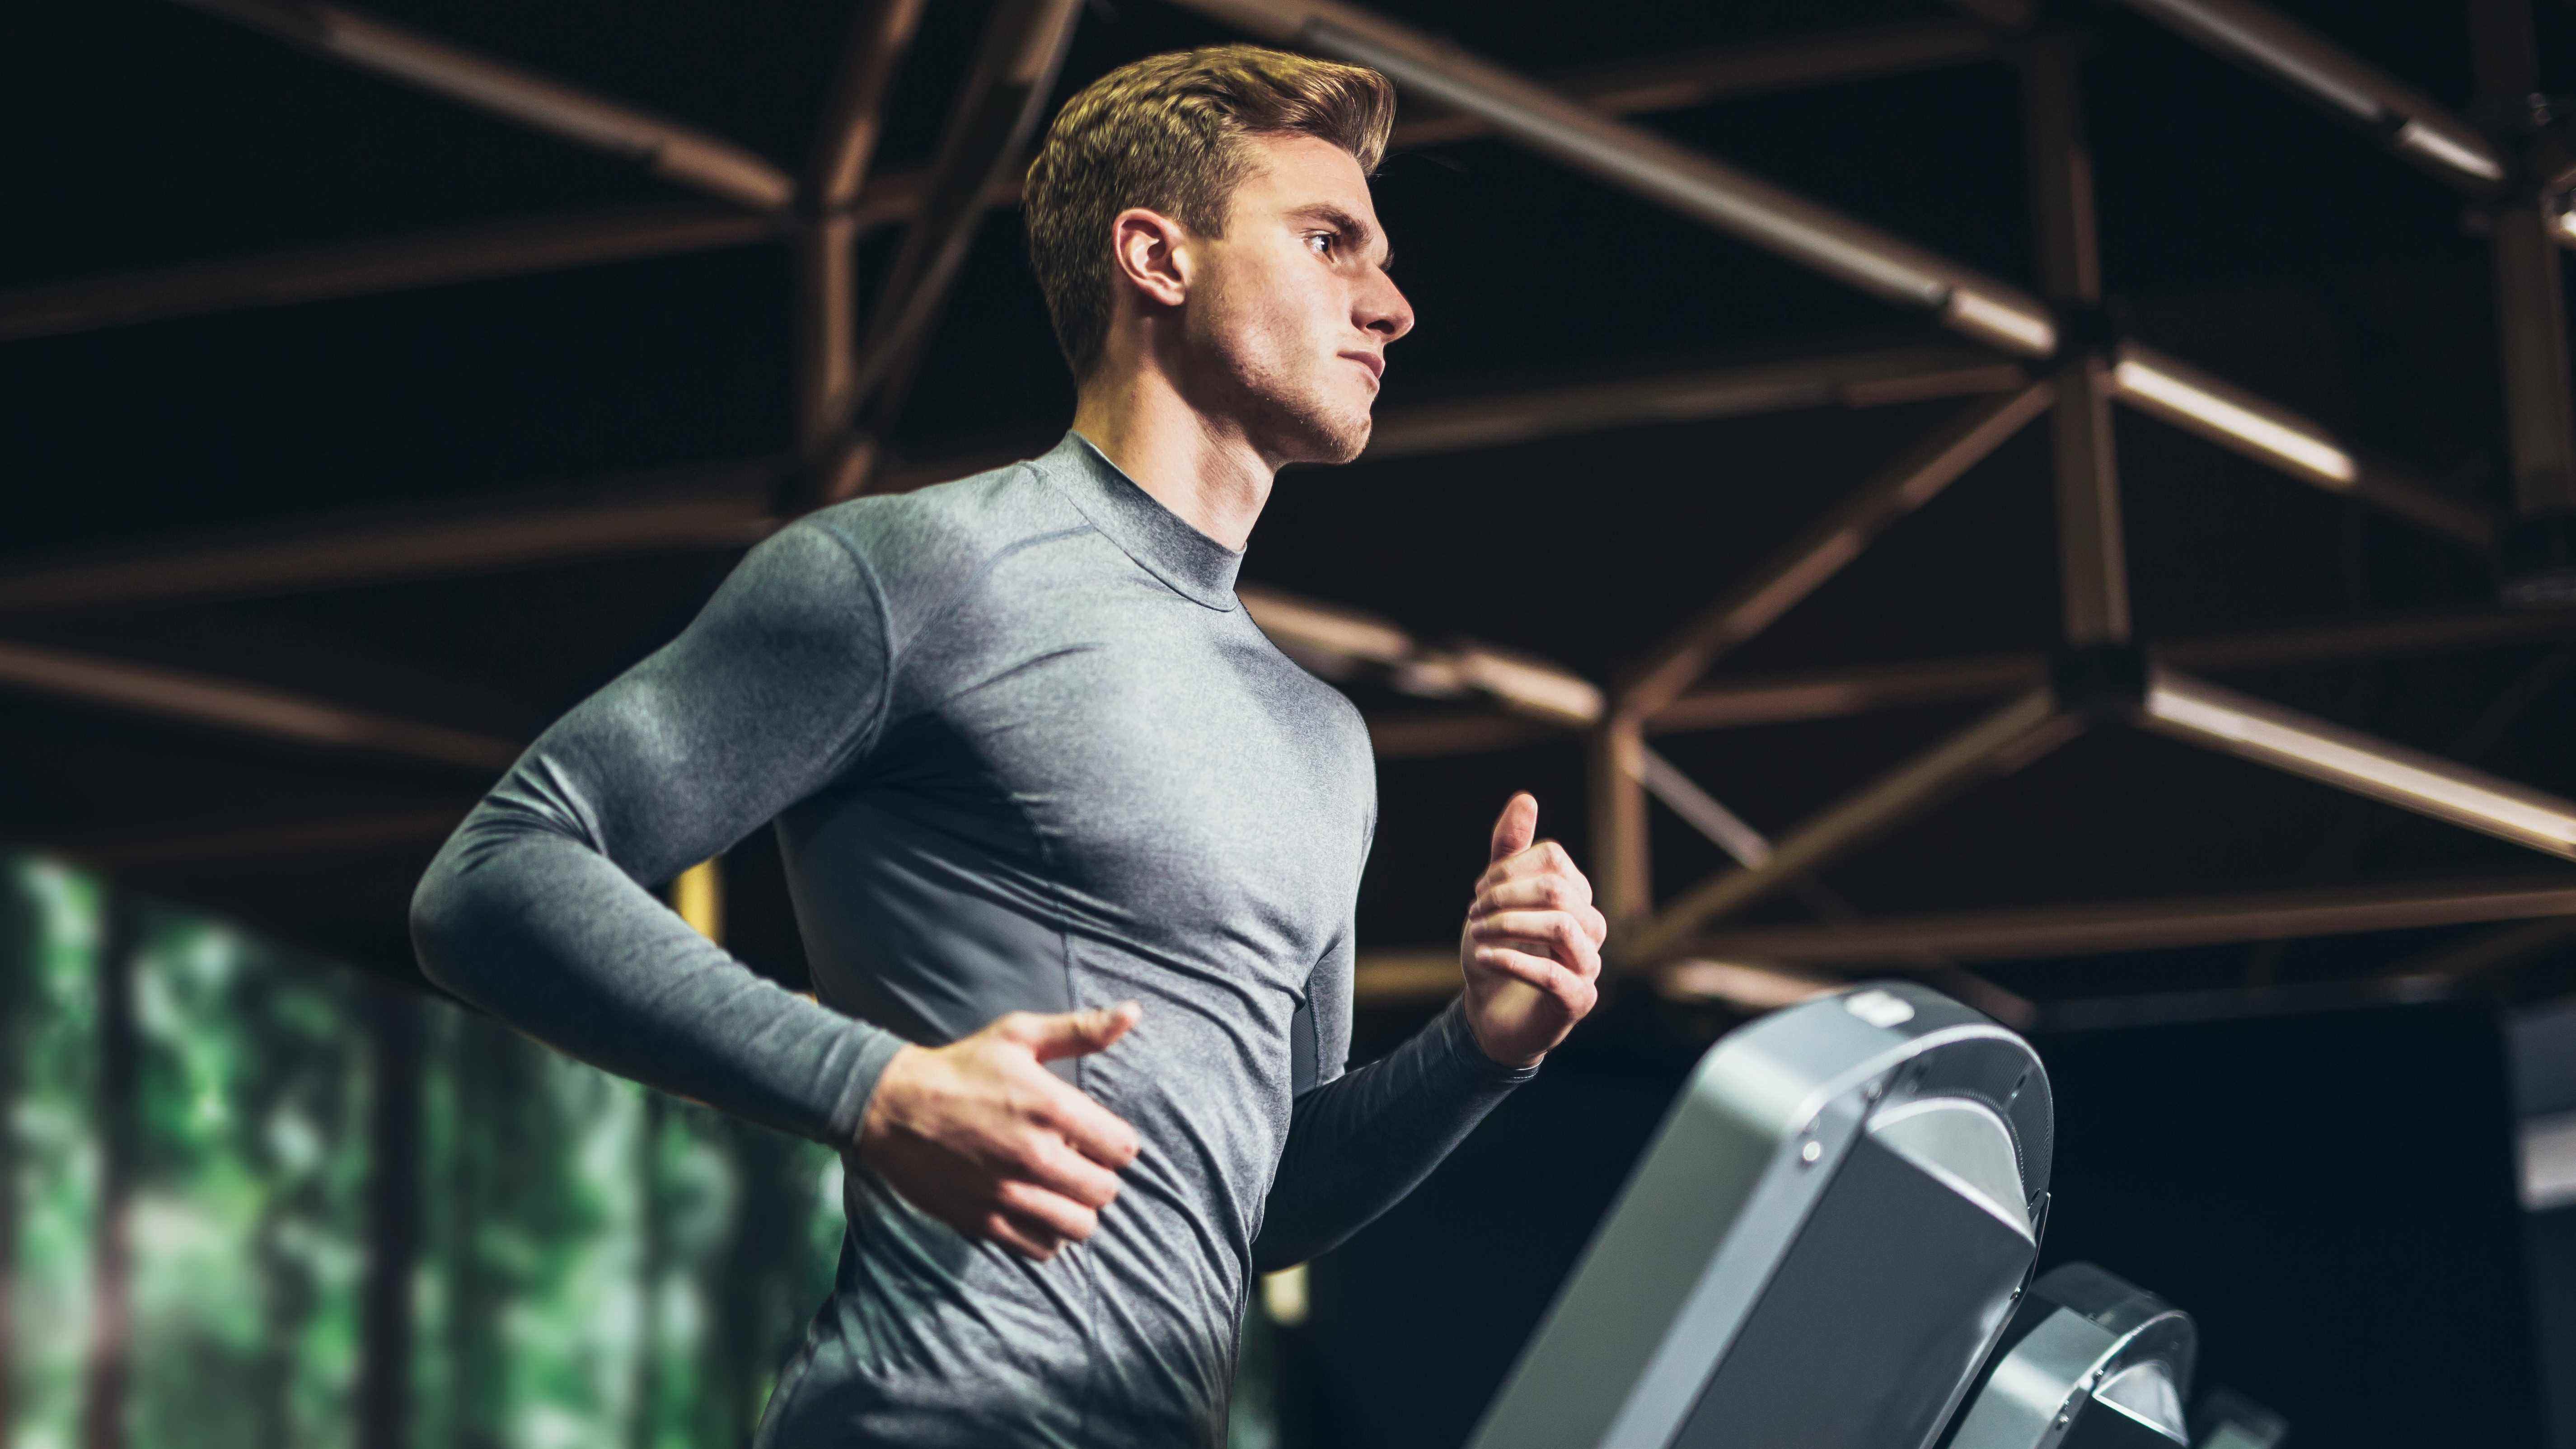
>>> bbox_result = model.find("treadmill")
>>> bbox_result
[1462,981,2263,1449]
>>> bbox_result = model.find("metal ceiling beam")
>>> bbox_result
[800,0,1087,509]
[57,808,470,870]
[1349,944,2037,1024]
[2111,343,2496,549]
[1630,743,2037,1024]
[1648,958,1844,1013]
[2470,0,2576,602]
[1655,654,2049,735]
[1629,688,2082,962]
[2379,914,2576,987]
[2157,605,2576,673]
[0,462,785,614]
[1349,949,1460,1005]
[2024,32,2132,648]
[1365,712,1564,760]
[2109,0,2506,195]
[794,0,932,505]
[812,1,930,212]
[1386,20,2002,150]
[170,0,795,210]
[1644,606,2576,736]
[1664,872,2576,966]
[1239,587,1603,726]
[1586,714,1653,925]
[1165,0,2061,357]
[0,344,2010,616]
[2136,667,2576,861]
[1593,381,2050,922]
[0,202,784,345]
[1171,0,2500,561]
[1635,744,1773,870]
[0,170,1016,346]
[11,32,2002,345]
[1616,381,2054,721]
[1358,344,2029,461]
[0,640,520,772]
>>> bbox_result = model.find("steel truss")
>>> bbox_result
[1154,0,2576,999]
[9,0,2576,1012]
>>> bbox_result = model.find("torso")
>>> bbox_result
[757,437,1373,1448]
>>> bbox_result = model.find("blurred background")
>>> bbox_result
[7,0,2576,1445]
[0,855,850,1449]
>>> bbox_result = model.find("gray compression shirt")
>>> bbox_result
[409,431,1536,1448]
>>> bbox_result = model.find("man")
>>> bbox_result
[411,42,1605,1448]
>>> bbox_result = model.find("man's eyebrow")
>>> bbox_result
[1290,203,1394,272]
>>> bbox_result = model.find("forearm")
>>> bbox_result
[1251,995,1536,1271]
[410,518,909,1146]
[412,800,904,1149]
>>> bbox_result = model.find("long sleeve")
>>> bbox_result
[1251,928,1538,1272]
[408,521,908,1149]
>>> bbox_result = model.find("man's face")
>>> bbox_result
[1179,132,1414,466]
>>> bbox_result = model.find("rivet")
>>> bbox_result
[1800,1140,1822,1164]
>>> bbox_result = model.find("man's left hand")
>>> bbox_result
[1458,792,1606,1069]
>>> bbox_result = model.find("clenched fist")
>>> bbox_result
[856,1003,1145,1261]
[1458,792,1606,1069]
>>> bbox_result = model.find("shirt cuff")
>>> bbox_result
[822,1019,914,1148]
[1433,993,1544,1089]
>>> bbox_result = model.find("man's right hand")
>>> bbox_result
[855,1002,1145,1261]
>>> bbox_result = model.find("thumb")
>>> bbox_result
[1020,1001,1142,1062]
[1489,791,1539,865]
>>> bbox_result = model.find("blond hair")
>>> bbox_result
[1024,44,1396,380]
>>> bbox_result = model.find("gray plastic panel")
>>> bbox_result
[1944,1263,2198,1449]
[1467,982,2052,1449]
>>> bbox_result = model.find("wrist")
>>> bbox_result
[857,1042,928,1155]
[1447,995,1544,1080]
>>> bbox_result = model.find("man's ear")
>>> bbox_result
[1108,206,1190,310]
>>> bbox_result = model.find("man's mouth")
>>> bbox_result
[1340,351,1384,385]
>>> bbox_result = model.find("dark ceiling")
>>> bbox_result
[6,0,2576,1023]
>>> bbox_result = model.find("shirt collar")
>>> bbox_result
[1038,430,1244,611]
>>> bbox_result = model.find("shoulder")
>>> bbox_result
[1309,670,1374,764]
[1263,637,1379,803]
[793,461,1093,623]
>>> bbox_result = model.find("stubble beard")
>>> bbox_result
[1210,350,1372,467]
[1189,286,1373,467]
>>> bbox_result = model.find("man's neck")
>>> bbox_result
[1069,365,1273,553]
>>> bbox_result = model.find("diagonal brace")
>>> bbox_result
[2111,343,2495,549]
[799,0,1086,506]
[1628,687,2083,963]
[171,0,794,210]
[1620,381,2055,720]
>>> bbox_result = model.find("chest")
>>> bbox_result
[886,568,1372,962]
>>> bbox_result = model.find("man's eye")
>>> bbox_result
[1306,232,1335,257]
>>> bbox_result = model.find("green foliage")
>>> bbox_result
[9,860,102,1449]
[0,853,1285,1447]
[123,908,368,1449]
[1,855,856,1449]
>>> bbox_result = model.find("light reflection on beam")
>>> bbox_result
[2140,670,2576,860]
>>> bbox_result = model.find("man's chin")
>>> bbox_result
[1297,408,1372,466]
[1244,387,1372,466]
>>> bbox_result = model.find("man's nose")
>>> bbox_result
[1358,272,1414,343]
